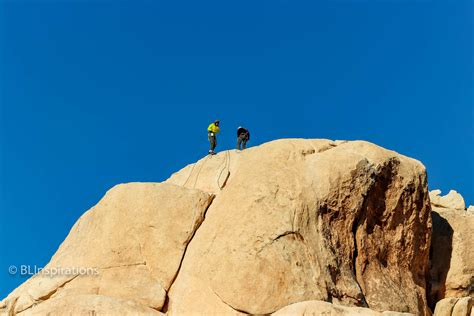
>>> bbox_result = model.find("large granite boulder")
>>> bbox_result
[1,139,433,315]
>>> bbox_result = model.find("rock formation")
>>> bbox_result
[0,138,470,316]
[429,190,466,211]
[165,139,432,315]
[272,300,415,315]
[429,190,473,316]
[0,183,213,315]
[433,297,473,316]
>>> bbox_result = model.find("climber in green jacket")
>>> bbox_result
[207,120,220,155]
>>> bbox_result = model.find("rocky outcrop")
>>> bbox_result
[272,300,414,316]
[1,139,435,315]
[429,190,474,315]
[165,139,431,315]
[0,183,214,315]
[16,295,164,316]
[433,297,473,316]
[430,206,474,300]
[429,190,466,211]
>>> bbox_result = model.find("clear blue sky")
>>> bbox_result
[0,1,472,298]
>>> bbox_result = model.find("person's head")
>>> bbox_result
[214,120,220,126]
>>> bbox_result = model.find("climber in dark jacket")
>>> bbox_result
[236,126,250,150]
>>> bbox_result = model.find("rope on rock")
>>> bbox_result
[193,155,210,189]
[182,155,210,188]
[182,161,197,187]
[183,151,230,191]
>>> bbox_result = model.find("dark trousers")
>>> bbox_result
[209,134,217,151]
[237,134,248,150]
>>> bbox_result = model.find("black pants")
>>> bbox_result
[209,134,217,151]
[237,134,248,150]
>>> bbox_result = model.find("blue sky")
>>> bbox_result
[0,1,472,297]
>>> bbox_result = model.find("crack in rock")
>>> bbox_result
[256,230,304,254]
[99,262,146,270]
[211,288,268,315]
[14,274,80,314]
[5,296,18,316]
[162,194,216,312]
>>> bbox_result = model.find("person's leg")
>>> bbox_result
[212,136,217,151]
[242,139,247,149]
[237,136,242,150]
[209,135,215,153]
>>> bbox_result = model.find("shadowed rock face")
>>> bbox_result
[1,139,433,316]
[429,190,474,315]
[428,212,454,308]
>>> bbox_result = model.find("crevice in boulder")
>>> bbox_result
[329,287,368,307]
[211,289,268,315]
[217,150,231,190]
[274,230,304,242]
[99,262,146,270]
[161,194,216,313]
[256,230,304,254]
[14,274,80,314]
[350,213,369,308]
[427,211,453,311]
[218,171,231,190]
[37,275,79,301]
[6,296,18,316]
[161,292,170,313]
[351,194,369,308]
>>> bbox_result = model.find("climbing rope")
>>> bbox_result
[182,161,197,187]
[182,155,210,188]
[193,155,210,189]
[217,150,231,190]
[183,151,230,191]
